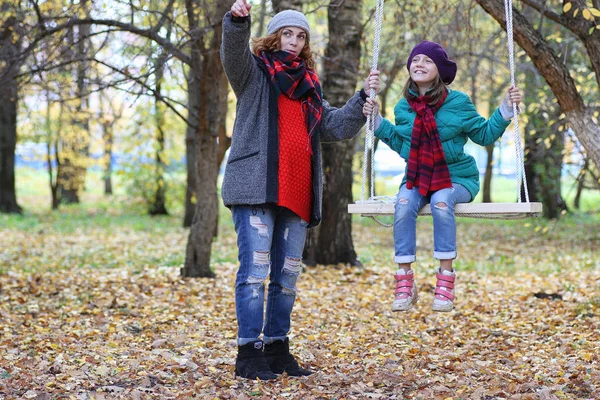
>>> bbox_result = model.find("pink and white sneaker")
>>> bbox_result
[432,269,456,312]
[392,269,418,312]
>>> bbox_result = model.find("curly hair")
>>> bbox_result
[252,30,316,70]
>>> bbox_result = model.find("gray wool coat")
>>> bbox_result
[220,11,367,227]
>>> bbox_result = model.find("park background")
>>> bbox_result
[1,0,599,398]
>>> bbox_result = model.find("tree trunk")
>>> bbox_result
[149,45,169,216]
[149,98,168,215]
[0,75,20,214]
[523,109,568,218]
[573,157,591,210]
[45,97,61,210]
[482,144,494,202]
[181,0,228,278]
[102,122,113,196]
[0,13,22,214]
[304,0,362,267]
[183,91,197,227]
[475,0,600,170]
[519,5,567,218]
[271,0,303,13]
[183,19,201,228]
[57,15,91,204]
[217,72,231,169]
[256,0,268,37]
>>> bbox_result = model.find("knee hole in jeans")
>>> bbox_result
[434,202,448,210]
[247,251,270,285]
[397,197,409,205]
[249,215,269,237]
[281,257,302,295]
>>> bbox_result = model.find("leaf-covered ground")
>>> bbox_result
[1,208,599,399]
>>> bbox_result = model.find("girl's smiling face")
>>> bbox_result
[409,54,439,86]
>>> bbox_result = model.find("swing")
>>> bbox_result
[348,0,542,223]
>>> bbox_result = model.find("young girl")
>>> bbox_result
[363,40,521,313]
[222,0,380,380]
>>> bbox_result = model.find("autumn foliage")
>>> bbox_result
[1,206,599,399]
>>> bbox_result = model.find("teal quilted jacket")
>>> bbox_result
[375,89,510,200]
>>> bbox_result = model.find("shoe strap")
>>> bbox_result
[395,274,415,297]
[435,272,455,301]
[436,272,455,283]
[395,285,413,296]
[436,280,454,289]
[394,273,414,282]
[434,287,455,301]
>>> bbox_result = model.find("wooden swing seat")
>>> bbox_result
[348,201,543,219]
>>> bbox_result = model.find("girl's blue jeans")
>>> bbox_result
[231,204,308,346]
[393,183,471,264]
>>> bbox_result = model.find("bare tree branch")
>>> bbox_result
[93,58,193,127]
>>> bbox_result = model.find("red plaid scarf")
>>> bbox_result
[260,50,322,141]
[406,91,452,196]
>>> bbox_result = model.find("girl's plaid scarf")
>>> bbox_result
[406,90,452,195]
[260,50,322,142]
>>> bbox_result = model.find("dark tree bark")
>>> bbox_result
[573,158,598,209]
[271,0,303,13]
[522,70,568,217]
[45,98,63,210]
[149,86,168,216]
[149,35,171,216]
[181,0,229,278]
[522,117,568,219]
[475,0,600,172]
[56,3,91,205]
[217,72,231,169]
[304,0,362,267]
[102,123,114,196]
[517,4,567,218]
[0,10,22,214]
[183,83,197,228]
[256,0,268,37]
[97,91,120,197]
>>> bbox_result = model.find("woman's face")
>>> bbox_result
[279,27,307,56]
[409,54,439,86]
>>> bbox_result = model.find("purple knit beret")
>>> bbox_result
[407,40,457,84]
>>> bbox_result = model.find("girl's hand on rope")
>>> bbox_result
[363,98,379,118]
[231,0,252,17]
[363,70,381,95]
[504,85,522,108]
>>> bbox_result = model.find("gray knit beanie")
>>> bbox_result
[267,10,310,38]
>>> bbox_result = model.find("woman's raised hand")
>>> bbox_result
[363,98,379,118]
[231,0,252,17]
[363,70,381,95]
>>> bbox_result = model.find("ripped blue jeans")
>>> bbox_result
[231,205,308,346]
[393,183,471,264]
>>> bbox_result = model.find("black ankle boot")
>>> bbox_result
[264,338,313,376]
[235,341,278,380]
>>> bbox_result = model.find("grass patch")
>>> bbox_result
[3,167,599,276]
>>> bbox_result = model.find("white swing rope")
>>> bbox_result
[359,0,395,227]
[356,0,533,224]
[361,0,385,202]
[504,0,531,203]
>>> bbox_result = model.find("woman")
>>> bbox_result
[363,40,522,313]
[221,0,380,380]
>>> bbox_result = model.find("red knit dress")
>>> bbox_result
[276,95,313,223]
